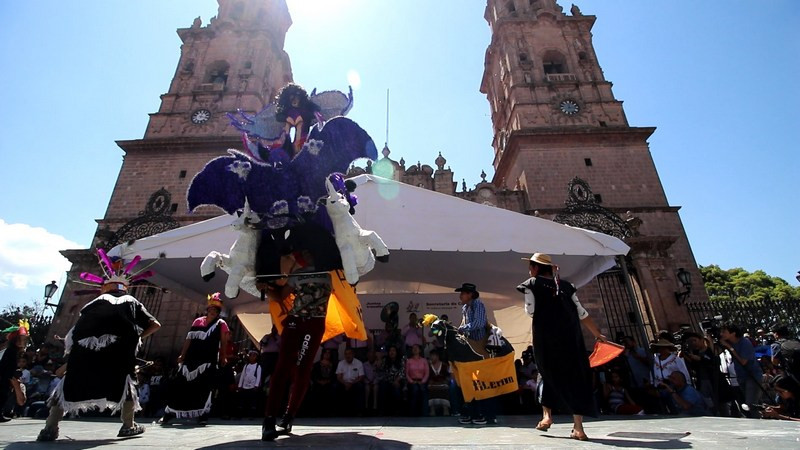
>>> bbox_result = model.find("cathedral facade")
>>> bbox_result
[51,0,706,359]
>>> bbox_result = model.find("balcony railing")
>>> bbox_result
[545,73,577,83]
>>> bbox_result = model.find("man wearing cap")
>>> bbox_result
[454,282,496,425]
[517,253,606,441]
[455,283,488,356]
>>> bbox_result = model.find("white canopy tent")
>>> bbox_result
[110,175,629,352]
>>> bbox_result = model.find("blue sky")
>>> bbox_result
[0,0,798,310]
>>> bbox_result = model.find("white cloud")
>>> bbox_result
[0,219,81,292]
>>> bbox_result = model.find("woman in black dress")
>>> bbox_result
[517,253,606,441]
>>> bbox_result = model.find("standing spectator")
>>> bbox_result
[336,348,365,416]
[658,371,709,416]
[237,350,262,418]
[720,323,763,417]
[259,326,281,383]
[405,344,429,416]
[161,293,230,425]
[719,348,741,417]
[427,349,450,416]
[310,349,338,416]
[402,313,424,358]
[0,323,29,421]
[379,345,405,416]
[681,331,724,415]
[517,255,605,440]
[377,323,403,354]
[770,324,800,380]
[621,336,651,391]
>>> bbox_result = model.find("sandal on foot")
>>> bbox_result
[118,423,146,437]
[535,420,552,431]
[570,429,589,441]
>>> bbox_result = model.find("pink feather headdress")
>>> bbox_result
[75,248,156,295]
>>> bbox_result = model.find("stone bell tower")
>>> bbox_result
[480,0,707,335]
[52,0,294,358]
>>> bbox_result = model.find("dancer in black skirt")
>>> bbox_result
[161,293,230,425]
[517,253,607,441]
[38,250,161,441]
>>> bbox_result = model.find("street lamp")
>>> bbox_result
[44,281,59,311]
[674,268,692,306]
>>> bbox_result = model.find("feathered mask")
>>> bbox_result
[76,248,156,295]
[2,319,30,340]
[207,292,224,310]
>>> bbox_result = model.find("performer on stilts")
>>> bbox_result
[160,292,230,426]
[190,82,387,442]
[37,249,161,441]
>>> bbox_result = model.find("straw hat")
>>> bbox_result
[522,253,554,266]
[649,338,676,349]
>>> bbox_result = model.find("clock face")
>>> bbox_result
[559,100,580,116]
[191,109,211,124]
[479,188,493,199]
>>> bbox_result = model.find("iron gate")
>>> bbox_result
[596,265,655,347]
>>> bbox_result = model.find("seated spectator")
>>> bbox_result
[322,333,345,366]
[648,338,691,414]
[401,313,424,358]
[604,371,643,415]
[761,375,800,421]
[347,336,370,363]
[137,373,150,417]
[309,349,338,416]
[427,349,450,416]
[658,371,709,416]
[405,344,429,416]
[336,348,365,416]
[378,345,406,416]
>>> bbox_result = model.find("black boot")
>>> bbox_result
[278,414,293,435]
[262,416,279,441]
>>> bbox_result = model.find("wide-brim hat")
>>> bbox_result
[522,253,554,266]
[650,338,676,349]
[454,283,479,296]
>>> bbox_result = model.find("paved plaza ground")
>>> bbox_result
[1,415,799,449]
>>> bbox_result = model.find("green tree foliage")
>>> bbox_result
[0,302,53,348]
[699,265,800,302]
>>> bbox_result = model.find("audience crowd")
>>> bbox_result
[3,316,798,424]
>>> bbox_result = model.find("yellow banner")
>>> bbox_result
[452,352,518,402]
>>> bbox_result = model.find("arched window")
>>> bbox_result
[542,50,567,74]
[205,60,230,89]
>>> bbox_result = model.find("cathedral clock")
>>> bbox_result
[559,99,580,116]
[190,109,212,124]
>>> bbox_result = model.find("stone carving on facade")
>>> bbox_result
[553,177,632,239]
[102,187,180,249]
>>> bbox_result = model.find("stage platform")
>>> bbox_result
[1,415,798,449]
